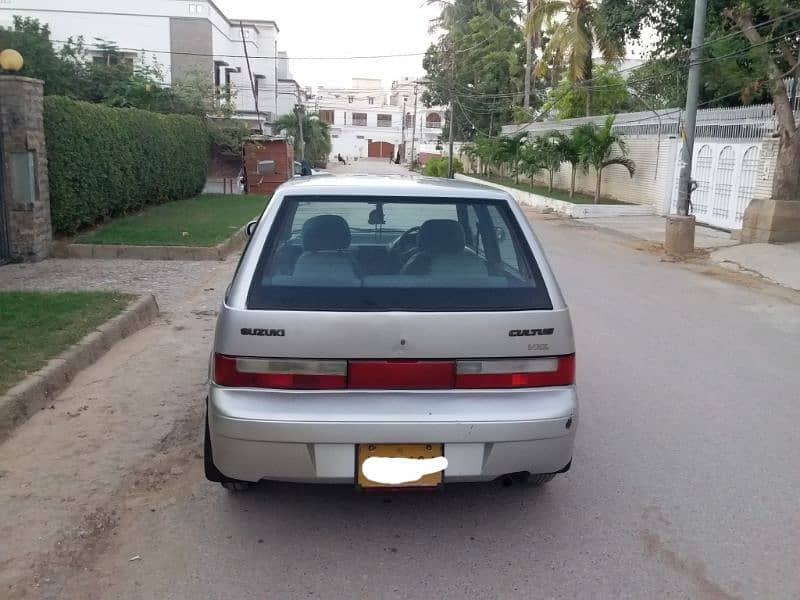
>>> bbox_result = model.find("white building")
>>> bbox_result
[0,0,300,130]
[307,76,447,162]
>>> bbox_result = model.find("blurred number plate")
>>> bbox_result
[357,443,444,488]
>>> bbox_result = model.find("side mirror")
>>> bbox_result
[246,220,258,237]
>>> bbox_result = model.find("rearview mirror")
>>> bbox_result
[368,209,385,225]
[495,227,506,242]
[246,220,258,237]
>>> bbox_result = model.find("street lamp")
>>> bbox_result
[0,49,24,72]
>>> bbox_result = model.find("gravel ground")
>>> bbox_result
[0,258,233,313]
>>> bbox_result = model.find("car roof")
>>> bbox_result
[277,175,512,200]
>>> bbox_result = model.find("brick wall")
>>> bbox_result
[243,138,294,195]
[0,76,52,261]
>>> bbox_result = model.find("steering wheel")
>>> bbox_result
[389,226,421,265]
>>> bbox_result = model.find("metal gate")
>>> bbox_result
[670,142,761,230]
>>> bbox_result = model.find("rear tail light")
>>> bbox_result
[349,360,455,389]
[455,355,575,389]
[214,354,574,390]
[214,354,347,389]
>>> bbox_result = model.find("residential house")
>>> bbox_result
[307,76,447,161]
[0,0,301,131]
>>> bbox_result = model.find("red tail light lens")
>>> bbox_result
[349,360,455,389]
[455,355,575,389]
[214,354,574,390]
[214,354,347,389]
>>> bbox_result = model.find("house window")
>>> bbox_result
[425,113,442,128]
[319,109,335,124]
[352,112,367,126]
[368,97,374,105]
[91,52,134,69]
[188,2,204,13]
[377,114,392,128]
[348,96,354,103]
[405,113,413,128]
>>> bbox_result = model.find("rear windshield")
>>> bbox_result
[247,196,552,311]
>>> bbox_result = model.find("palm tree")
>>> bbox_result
[518,141,545,189]
[273,112,332,167]
[526,0,624,116]
[533,133,562,192]
[574,115,635,203]
[497,133,528,184]
[555,129,583,198]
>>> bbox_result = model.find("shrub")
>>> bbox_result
[44,96,209,234]
[422,156,463,177]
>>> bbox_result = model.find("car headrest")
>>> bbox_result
[302,215,351,251]
[419,219,466,254]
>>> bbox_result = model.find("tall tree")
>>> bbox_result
[723,4,799,203]
[545,62,630,117]
[527,0,625,116]
[523,0,539,109]
[422,0,525,139]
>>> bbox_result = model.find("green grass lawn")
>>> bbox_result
[75,194,268,246]
[0,291,133,394]
[468,174,630,205]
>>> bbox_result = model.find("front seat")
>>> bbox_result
[291,215,360,285]
[401,219,488,277]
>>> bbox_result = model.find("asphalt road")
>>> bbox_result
[4,164,798,599]
[63,215,800,599]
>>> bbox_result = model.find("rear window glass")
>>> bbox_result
[247,196,552,311]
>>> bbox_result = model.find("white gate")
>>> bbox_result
[670,142,761,230]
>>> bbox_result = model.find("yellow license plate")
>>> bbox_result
[357,443,444,488]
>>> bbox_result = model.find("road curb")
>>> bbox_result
[51,226,247,261]
[0,294,160,443]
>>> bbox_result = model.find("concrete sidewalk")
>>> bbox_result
[711,242,800,291]
[535,212,800,292]
[571,214,738,249]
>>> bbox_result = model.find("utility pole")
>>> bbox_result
[666,0,706,255]
[239,21,262,134]
[401,96,407,163]
[446,14,456,179]
[675,0,707,216]
[410,83,419,167]
[295,103,305,161]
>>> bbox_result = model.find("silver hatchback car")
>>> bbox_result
[205,176,577,491]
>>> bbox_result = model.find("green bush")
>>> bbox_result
[422,156,463,177]
[44,96,209,234]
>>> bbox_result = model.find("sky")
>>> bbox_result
[215,0,442,90]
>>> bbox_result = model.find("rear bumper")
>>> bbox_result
[208,384,578,483]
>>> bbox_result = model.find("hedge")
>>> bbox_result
[423,156,464,177]
[44,96,210,234]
